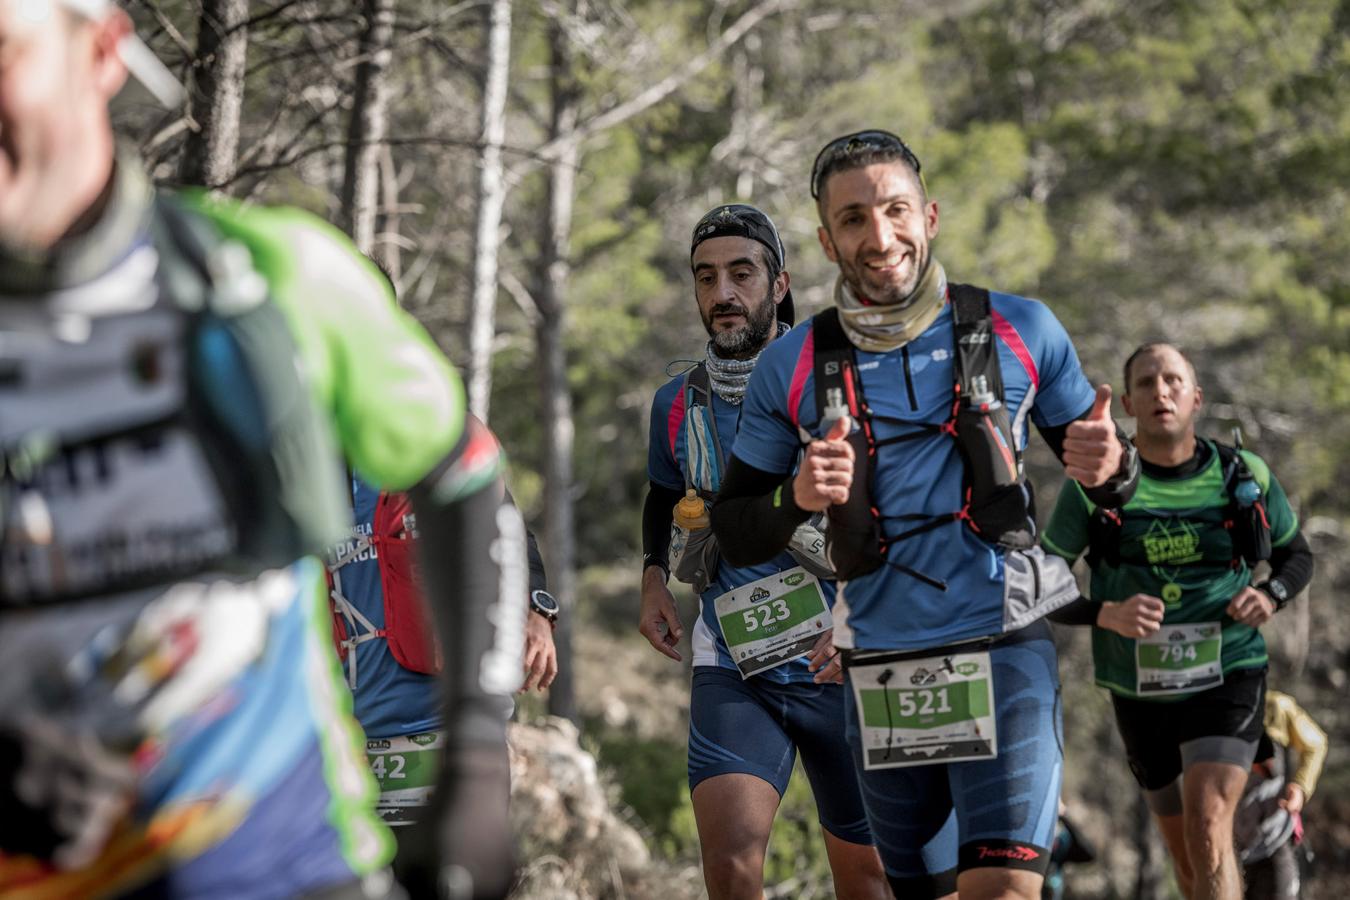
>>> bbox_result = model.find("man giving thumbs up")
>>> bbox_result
[710,129,1138,900]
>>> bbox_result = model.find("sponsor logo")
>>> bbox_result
[824,361,841,376]
[750,587,771,603]
[784,573,805,586]
[1141,517,1202,565]
[410,733,439,747]
[368,740,392,751]
[959,332,990,345]
[955,662,980,676]
[932,349,949,361]
[910,667,938,686]
[976,845,1041,862]
[1168,630,1188,642]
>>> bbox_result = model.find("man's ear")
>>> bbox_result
[817,226,837,264]
[774,269,790,305]
[90,8,133,102]
[1121,391,1136,418]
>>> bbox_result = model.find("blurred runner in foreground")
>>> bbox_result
[0,1,522,896]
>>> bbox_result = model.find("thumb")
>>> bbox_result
[825,415,851,442]
[1088,384,1113,421]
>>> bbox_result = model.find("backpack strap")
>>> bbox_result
[949,283,1004,404]
[1215,441,1272,566]
[681,362,725,501]
[810,308,860,431]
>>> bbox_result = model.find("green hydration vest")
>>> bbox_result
[1043,439,1300,699]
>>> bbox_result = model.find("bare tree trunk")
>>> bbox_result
[730,35,763,198]
[466,0,513,420]
[179,0,249,188]
[339,0,396,255]
[536,20,580,723]
[378,144,403,284]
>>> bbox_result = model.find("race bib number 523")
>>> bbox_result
[714,567,829,678]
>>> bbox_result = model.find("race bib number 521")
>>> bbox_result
[849,650,997,770]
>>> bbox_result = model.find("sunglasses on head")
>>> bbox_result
[809,130,923,200]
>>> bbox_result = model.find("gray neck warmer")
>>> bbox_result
[704,321,791,405]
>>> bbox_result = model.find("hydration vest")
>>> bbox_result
[802,284,1035,586]
[673,363,833,584]
[0,196,347,608]
[1085,440,1273,570]
[327,488,441,684]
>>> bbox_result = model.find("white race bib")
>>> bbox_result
[713,567,830,678]
[1135,622,1223,696]
[366,730,443,826]
[849,650,997,769]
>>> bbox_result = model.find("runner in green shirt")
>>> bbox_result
[1043,343,1313,900]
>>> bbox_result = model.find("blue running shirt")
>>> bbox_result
[648,370,836,684]
[732,292,1095,651]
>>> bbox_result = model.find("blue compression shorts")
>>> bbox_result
[842,620,1063,886]
[688,666,872,845]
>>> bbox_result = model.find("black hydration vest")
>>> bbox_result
[1085,440,1273,570]
[810,284,1036,587]
[0,196,347,608]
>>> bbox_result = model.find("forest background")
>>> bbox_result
[115,0,1350,896]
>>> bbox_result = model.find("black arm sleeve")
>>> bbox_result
[710,455,811,567]
[403,416,519,899]
[1047,595,1100,626]
[642,482,684,576]
[503,488,548,593]
[1037,412,1140,508]
[1264,529,1314,599]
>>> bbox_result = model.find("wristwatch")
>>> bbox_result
[1258,579,1290,611]
[530,589,560,629]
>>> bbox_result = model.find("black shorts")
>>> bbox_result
[1111,667,1266,792]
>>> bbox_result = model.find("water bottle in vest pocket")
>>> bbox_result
[670,490,719,594]
[953,376,1036,550]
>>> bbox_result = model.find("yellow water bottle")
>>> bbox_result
[670,489,711,587]
[674,489,710,532]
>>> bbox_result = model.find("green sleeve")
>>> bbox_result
[192,197,466,490]
[1243,450,1300,547]
[1041,478,1093,562]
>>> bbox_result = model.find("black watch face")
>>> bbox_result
[531,590,559,615]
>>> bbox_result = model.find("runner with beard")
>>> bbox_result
[710,132,1139,900]
[639,204,888,899]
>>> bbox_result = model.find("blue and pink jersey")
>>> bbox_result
[648,371,836,684]
[732,291,1095,652]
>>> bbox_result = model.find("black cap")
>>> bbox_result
[690,203,795,327]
